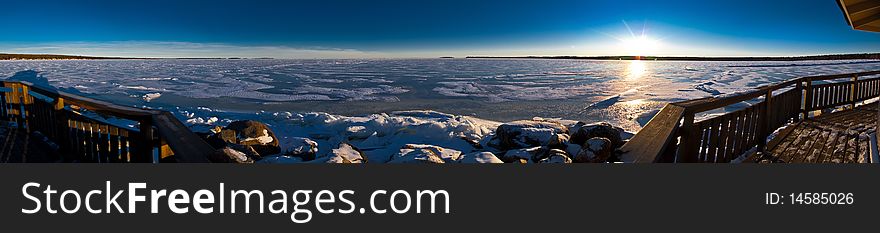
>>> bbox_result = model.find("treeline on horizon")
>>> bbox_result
[466,53,880,61]
[0,53,129,60]
[0,53,279,60]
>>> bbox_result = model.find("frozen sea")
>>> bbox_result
[2,58,879,131]
[1,58,880,161]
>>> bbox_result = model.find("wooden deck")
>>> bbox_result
[0,122,62,163]
[747,104,877,163]
[0,80,215,163]
[622,70,880,163]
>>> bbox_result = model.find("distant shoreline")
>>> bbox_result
[4,52,880,61]
[0,53,276,60]
[0,53,147,60]
[467,53,880,61]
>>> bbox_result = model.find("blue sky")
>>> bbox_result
[1,0,878,58]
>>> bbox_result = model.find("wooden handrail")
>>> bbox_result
[152,112,212,162]
[19,81,158,118]
[622,70,880,163]
[619,104,685,163]
[0,80,213,163]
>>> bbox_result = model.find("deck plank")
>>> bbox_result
[762,104,877,163]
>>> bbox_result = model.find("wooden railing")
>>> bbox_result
[621,70,880,163]
[0,80,214,163]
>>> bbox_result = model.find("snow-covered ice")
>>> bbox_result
[2,58,879,161]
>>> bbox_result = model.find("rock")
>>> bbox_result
[223,120,281,156]
[206,129,237,148]
[539,149,573,163]
[229,144,263,160]
[510,158,529,164]
[401,144,461,162]
[501,146,548,163]
[493,120,569,150]
[210,147,255,163]
[458,152,503,163]
[204,121,282,157]
[570,122,625,148]
[326,143,368,163]
[565,143,582,158]
[574,137,613,163]
[388,148,446,164]
[281,137,318,161]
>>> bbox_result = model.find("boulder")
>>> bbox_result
[458,152,503,163]
[501,146,548,163]
[326,143,368,163]
[509,158,529,164]
[493,120,569,150]
[401,144,461,162]
[281,137,319,161]
[206,129,237,148]
[570,122,625,149]
[210,147,256,163]
[388,148,446,164]
[539,149,573,163]
[574,137,613,163]
[213,120,280,156]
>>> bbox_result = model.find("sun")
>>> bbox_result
[621,35,660,57]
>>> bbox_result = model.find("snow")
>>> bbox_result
[220,148,249,162]
[2,59,879,134]
[458,152,503,163]
[142,92,161,102]
[2,59,879,163]
[324,143,365,163]
[185,109,500,163]
[240,129,274,144]
[280,137,318,155]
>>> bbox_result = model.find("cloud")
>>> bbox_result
[0,41,387,59]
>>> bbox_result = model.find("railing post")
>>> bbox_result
[53,97,72,161]
[803,79,812,118]
[675,111,699,162]
[757,90,773,154]
[795,81,803,120]
[851,74,859,109]
[135,118,155,163]
[14,83,26,129]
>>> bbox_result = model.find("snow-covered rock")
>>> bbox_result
[457,152,503,163]
[574,137,613,163]
[389,148,446,164]
[142,92,162,102]
[570,122,628,148]
[211,120,281,156]
[280,137,318,160]
[325,143,368,163]
[539,149,573,163]
[501,146,546,163]
[271,110,498,162]
[395,144,461,162]
[210,146,257,163]
[493,120,569,150]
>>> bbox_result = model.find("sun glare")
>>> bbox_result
[626,60,647,79]
[621,35,660,56]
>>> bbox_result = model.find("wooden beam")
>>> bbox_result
[853,12,880,29]
[848,0,880,14]
[856,24,880,32]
